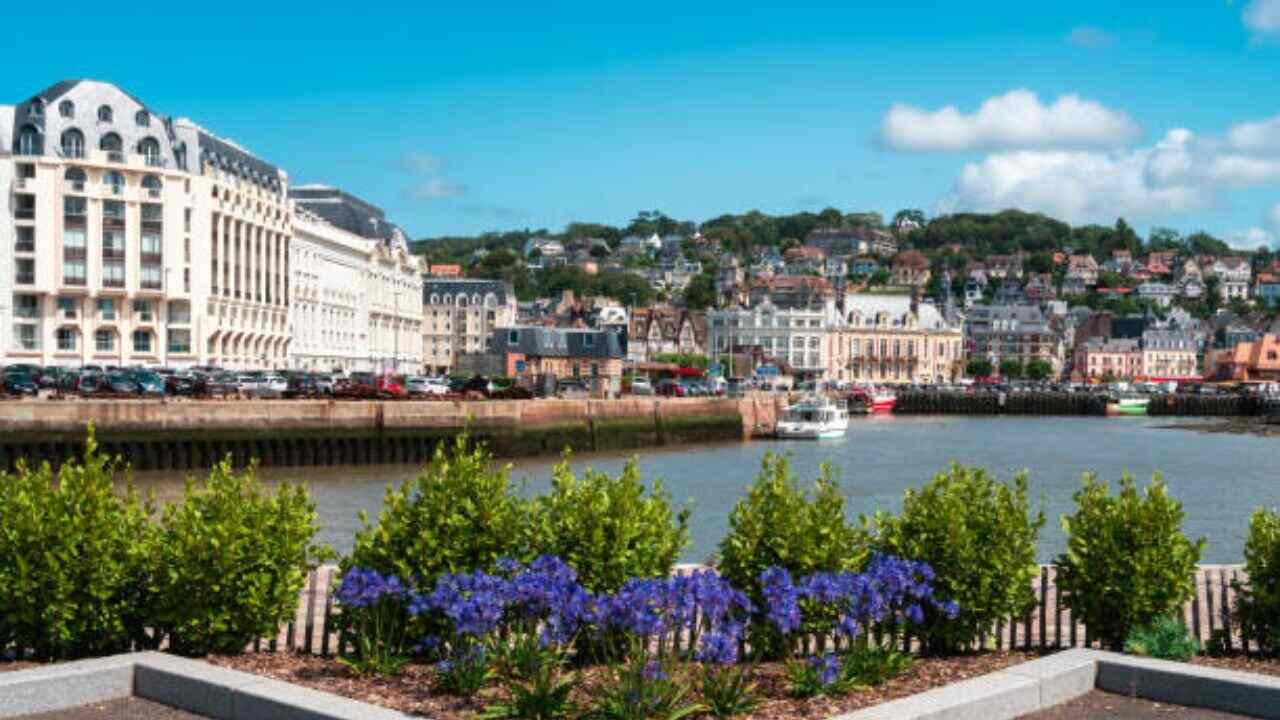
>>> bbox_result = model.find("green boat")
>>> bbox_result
[1108,395,1150,416]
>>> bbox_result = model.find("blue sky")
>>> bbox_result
[7,1,1280,245]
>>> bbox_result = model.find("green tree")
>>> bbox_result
[1025,252,1054,274]
[965,358,994,378]
[999,358,1024,379]
[683,273,717,310]
[1025,359,1053,381]
[869,268,891,287]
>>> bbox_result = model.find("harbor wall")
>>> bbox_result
[0,396,779,471]
[895,391,1270,417]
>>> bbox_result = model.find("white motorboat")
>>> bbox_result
[776,395,850,439]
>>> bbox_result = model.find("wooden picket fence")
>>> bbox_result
[266,563,1256,659]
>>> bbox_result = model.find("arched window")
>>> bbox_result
[173,142,187,170]
[64,167,87,183]
[137,136,161,166]
[457,295,467,307]
[16,125,42,155]
[100,132,122,152]
[97,105,113,123]
[104,170,125,193]
[60,128,85,158]
[142,174,162,197]
[59,100,75,118]
[135,110,149,127]
[29,98,44,117]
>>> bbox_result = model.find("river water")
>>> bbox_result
[131,416,1275,564]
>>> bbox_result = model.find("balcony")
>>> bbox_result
[15,273,35,286]
[15,208,35,220]
[102,278,125,289]
[102,248,126,260]
[140,281,163,291]
[63,275,87,287]
[16,239,35,254]
[141,252,163,264]
[63,247,87,260]
[106,151,125,164]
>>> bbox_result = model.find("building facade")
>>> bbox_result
[4,80,291,368]
[965,303,1064,374]
[827,295,963,385]
[421,278,517,373]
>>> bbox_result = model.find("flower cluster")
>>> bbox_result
[810,653,841,686]
[760,555,958,640]
[602,570,752,665]
[335,567,413,608]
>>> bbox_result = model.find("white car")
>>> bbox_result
[259,374,288,398]
[406,376,450,396]
[630,377,654,395]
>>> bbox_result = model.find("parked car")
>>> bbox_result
[556,378,589,398]
[406,376,450,397]
[165,372,207,396]
[257,374,289,398]
[235,374,264,395]
[2,371,39,397]
[629,377,654,395]
[205,372,239,396]
[103,372,139,396]
[655,378,686,397]
[377,375,407,399]
[132,370,166,396]
[286,373,320,398]
[680,379,709,397]
[314,374,336,395]
[76,372,104,395]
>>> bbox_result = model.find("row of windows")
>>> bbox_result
[12,325,189,354]
[16,126,178,167]
[34,97,150,127]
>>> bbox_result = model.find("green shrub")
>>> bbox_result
[717,453,864,658]
[1056,473,1204,650]
[148,459,322,656]
[1124,615,1198,661]
[874,464,1045,654]
[530,455,690,593]
[347,436,533,591]
[1234,508,1280,655]
[0,429,153,660]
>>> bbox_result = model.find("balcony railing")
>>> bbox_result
[102,249,126,260]
[141,252,163,264]
[140,281,162,290]
[63,276,86,286]
[15,208,35,220]
[106,151,125,163]
[102,278,125,288]
[15,273,35,285]
[64,247,87,260]
[16,240,35,253]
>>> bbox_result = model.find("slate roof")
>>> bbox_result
[290,185,404,243]
[489,326,625,359]
[422,278,513,305]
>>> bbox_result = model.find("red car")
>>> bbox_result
[655,379,686,397]
[376,376,406,398]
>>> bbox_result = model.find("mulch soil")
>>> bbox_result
[1191,654,1280,676]
[14,698,209,720]
[209,650,1040,719]
[1018,689,1252,719]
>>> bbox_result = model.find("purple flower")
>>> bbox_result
[810,653,841,686]
[643,660,668,682]
[697,630,740,665]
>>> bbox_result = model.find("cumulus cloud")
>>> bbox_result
[1244,0,1280,37]
[880,89,1141,152]
[1227,227,1276,250]
[1066,26,1114,49]
[411,179,468,199]
[1228,114,1280,154]
[941,126,1280,225]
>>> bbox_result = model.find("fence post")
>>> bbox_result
[1038,567,1048,651]
[1219,569,1233,654]
[303,568,318,655]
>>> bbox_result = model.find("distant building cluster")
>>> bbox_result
[7,80,1280,392]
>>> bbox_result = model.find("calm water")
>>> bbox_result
[131,416,1275,564]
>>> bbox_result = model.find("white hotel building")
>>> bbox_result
[2,80,422,371]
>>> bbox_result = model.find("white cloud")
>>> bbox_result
[1229,114,1280,154]
[1066,26,1114,49]
[942,127,1280,225]
[1244,0,1280,36]
[1226,226,1275,250]
[412,179,467,199]
[1271,202,1280,228]
[881,89,1141,152]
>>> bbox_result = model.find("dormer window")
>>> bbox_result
[135,110,150,127]
[59,100,74,118]
[30,98,44,117]
[97,105,113,123]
